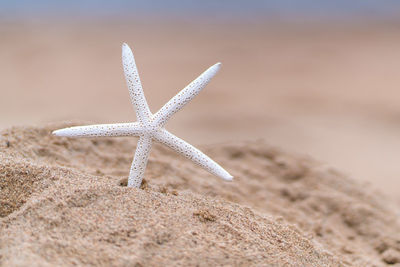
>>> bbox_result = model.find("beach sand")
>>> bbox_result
[1,123,400,266]
[1,20,400,266]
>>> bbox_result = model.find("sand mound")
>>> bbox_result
[1,123,400,266]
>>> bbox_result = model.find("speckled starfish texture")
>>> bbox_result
[53,43,233,188]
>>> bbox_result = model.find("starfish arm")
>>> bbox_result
[128,135,152,187]
[52,123,142,137]
[122,43,152,124]
[154,129,233,181]
[152,62,221,127]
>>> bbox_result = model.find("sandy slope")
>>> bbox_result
[1,123,400,266]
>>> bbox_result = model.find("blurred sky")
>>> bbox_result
[1,0,400,21]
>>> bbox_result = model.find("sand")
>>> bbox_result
[1,123,400,266]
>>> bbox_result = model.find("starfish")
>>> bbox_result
[53,43,233,188]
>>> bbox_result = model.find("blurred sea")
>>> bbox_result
[1,0,400,21]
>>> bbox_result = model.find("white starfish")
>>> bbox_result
[53,43,233,188]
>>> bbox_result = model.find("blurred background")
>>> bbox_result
[1,1,400,203]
